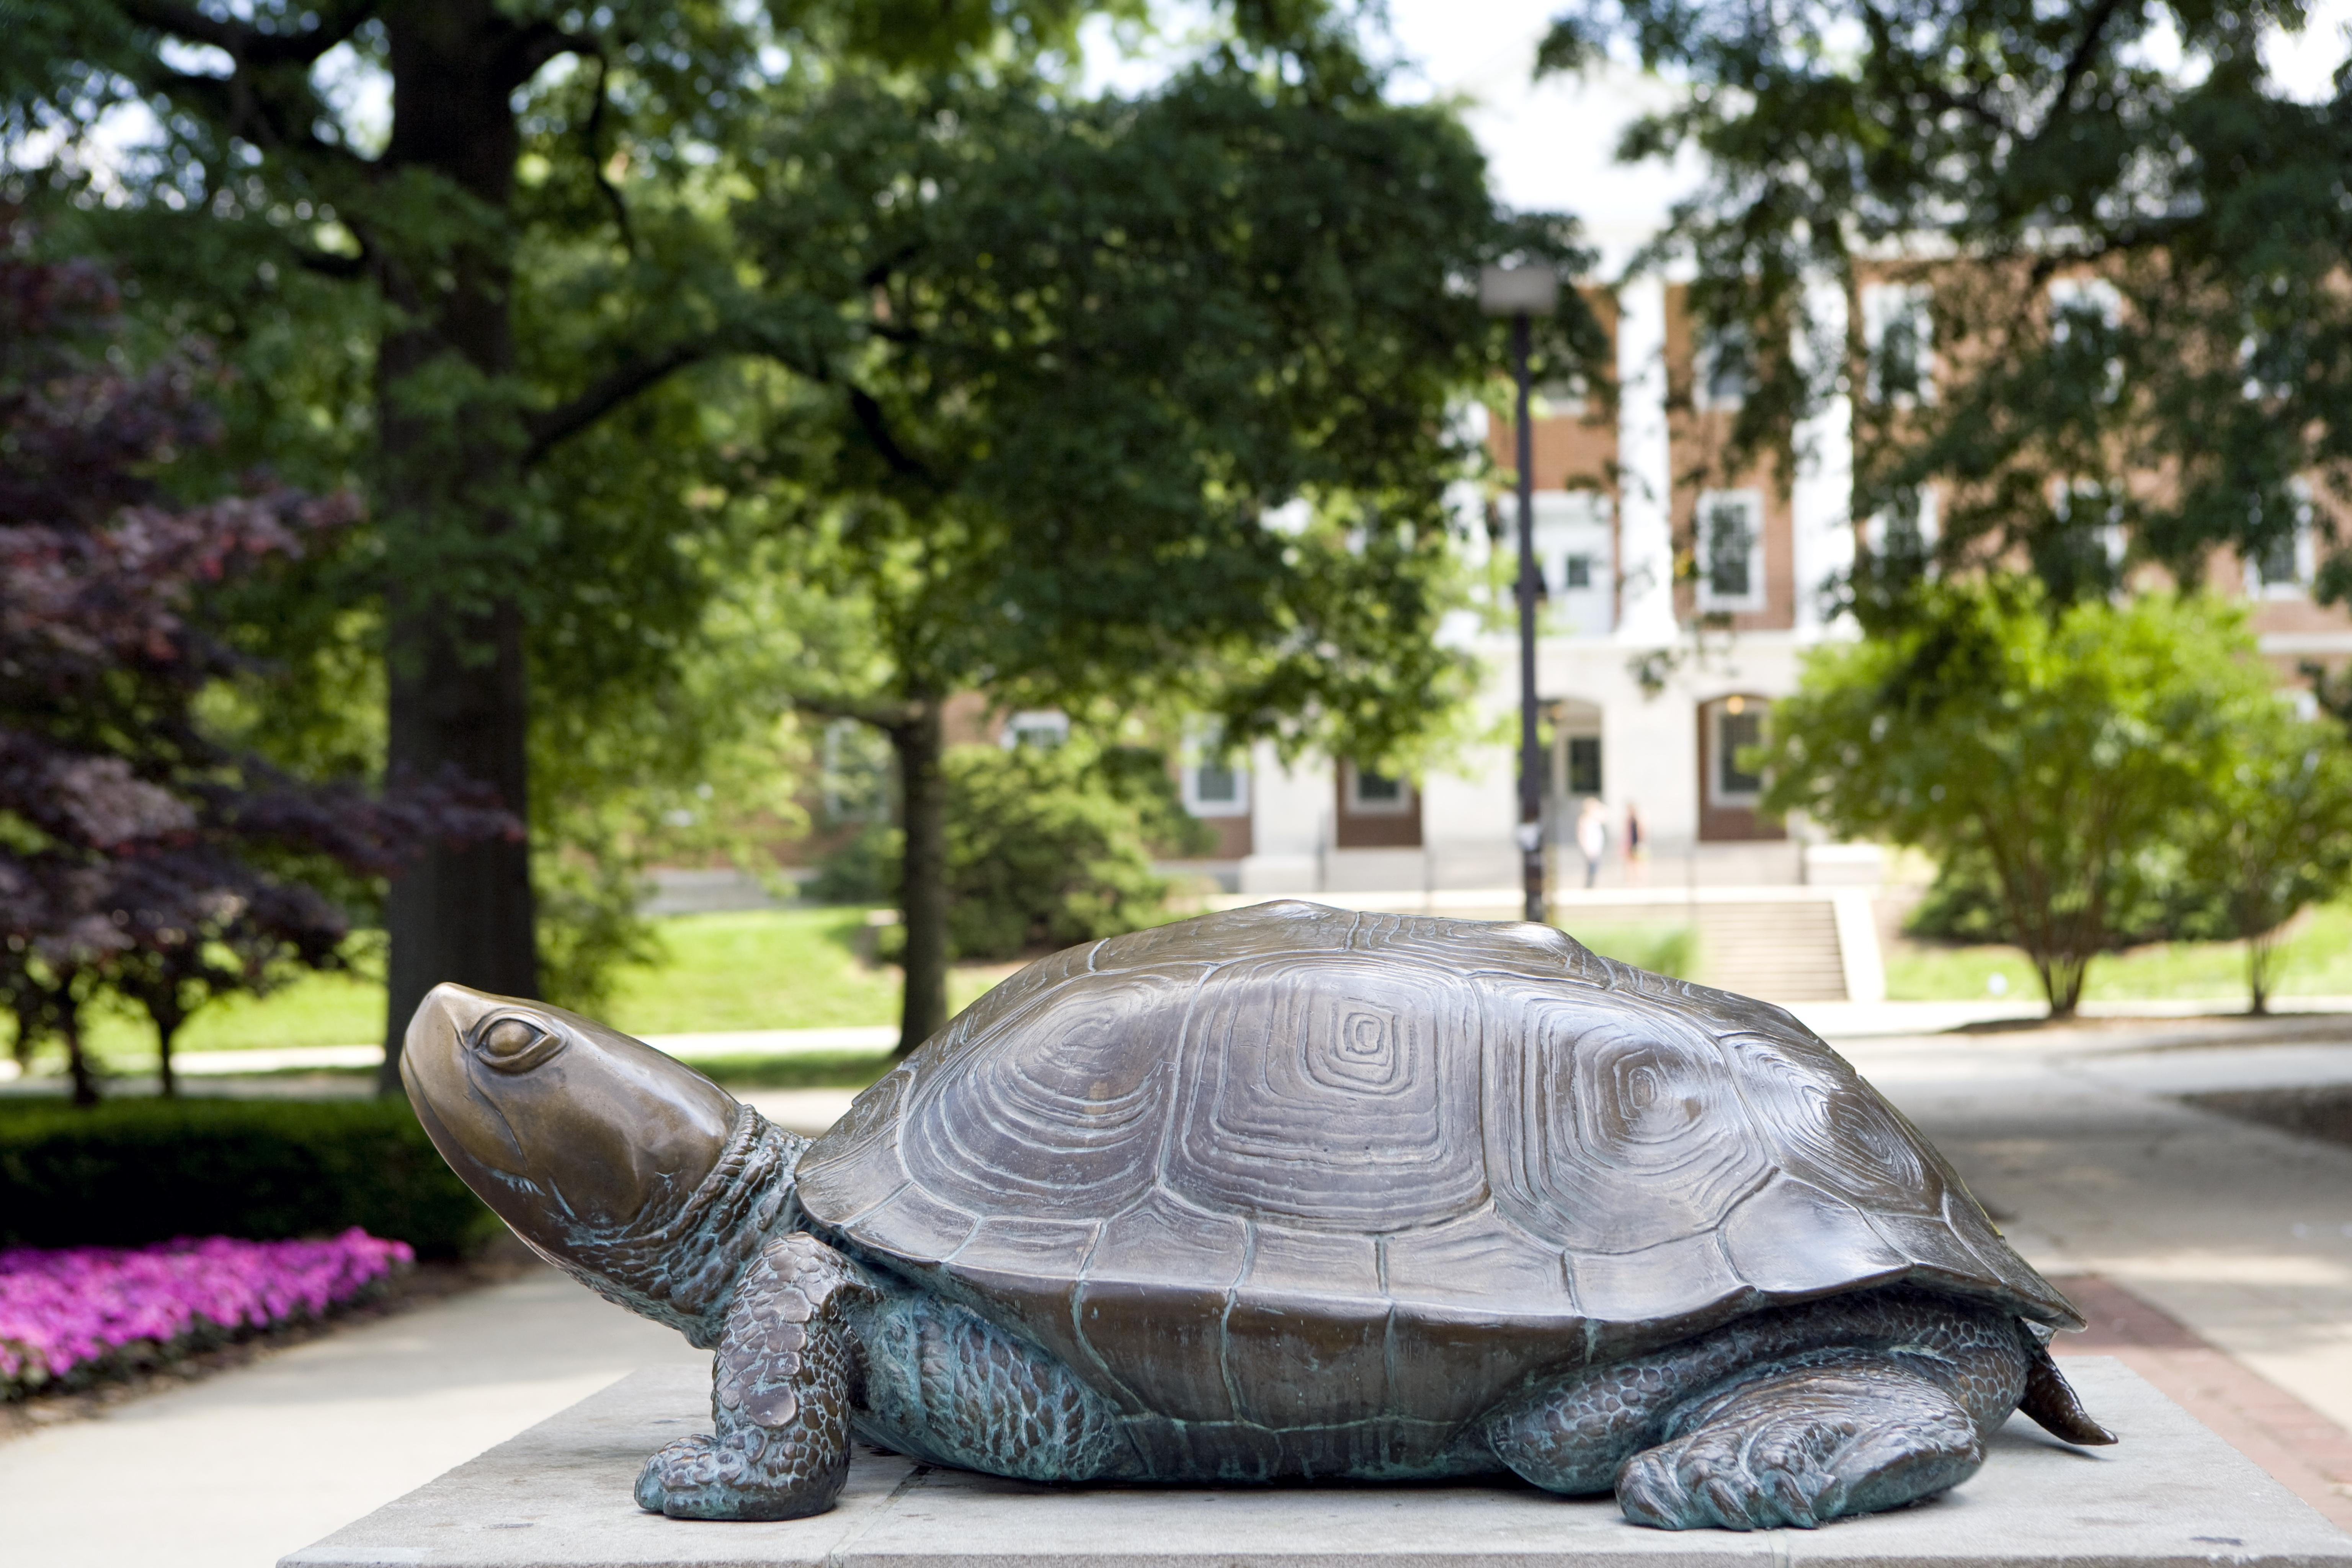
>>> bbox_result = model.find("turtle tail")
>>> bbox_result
[2016,1336,2116,1446]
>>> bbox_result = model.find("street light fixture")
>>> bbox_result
[1480,263,1560,925]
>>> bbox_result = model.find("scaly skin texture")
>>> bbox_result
[844,1281,1135,1483]
[1483,1288,2032,1528]
[635,1233,872,1520]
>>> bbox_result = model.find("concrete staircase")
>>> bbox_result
[1696,899,1850,1002]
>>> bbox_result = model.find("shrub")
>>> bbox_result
[817,742,1213,961]
[1763,583,2280,1014]
[0,1098,494,1257]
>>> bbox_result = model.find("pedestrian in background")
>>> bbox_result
[1624,801,1646,885]
[1576,796,1609,888]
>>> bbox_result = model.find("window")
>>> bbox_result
[1694,325,1752,412]
[1002,710,1069,750]
[1713,702,1765,804]
[1862,283,1935,406]
[2247,482,2316,598]
[1346,765,1412,814]
[1567,736,1602,796]
[1536,375,1590,419]
[1866,487,1940,564]
[1182,732,1250,817]
[1695,490,1766,612]
[1563,553,1593,590]
[2049,278,2125,403]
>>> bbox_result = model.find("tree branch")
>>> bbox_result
[844,384,938,487]
[789,695,926,732]
[584,49,635,253]
[119,0,382,69]
[498,20,597,94]
[523,340,726,466]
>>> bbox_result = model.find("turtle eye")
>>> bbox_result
[472,1014,565,1073]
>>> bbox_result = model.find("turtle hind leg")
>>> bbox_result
[636,1233,872,1522]
[1615,1356,1983,1530]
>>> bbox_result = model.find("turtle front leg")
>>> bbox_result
[636,1232,873,1521]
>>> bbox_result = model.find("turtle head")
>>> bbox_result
[401,982,740,1246]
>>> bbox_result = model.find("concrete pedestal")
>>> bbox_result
[281,1358,2352,1568]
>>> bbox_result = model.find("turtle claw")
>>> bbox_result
[1615,1360,1982,1531]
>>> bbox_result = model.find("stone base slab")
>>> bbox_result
[281,1357,2352,1568]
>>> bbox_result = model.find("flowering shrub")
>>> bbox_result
[0,1229,412,1397]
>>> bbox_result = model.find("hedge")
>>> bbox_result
[0,1097,496,1257]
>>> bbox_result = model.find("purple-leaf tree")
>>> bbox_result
[0,226,516,1103]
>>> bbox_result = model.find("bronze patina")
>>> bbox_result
[402,900,2113,1531]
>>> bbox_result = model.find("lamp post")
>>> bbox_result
[1480,263,1560,925]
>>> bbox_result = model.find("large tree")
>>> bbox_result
[751,62,1594,1049]
[2,0,1212,1088]
[1541,0,2352,611]
[0,227,510,1102]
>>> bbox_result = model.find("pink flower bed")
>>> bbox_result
[0,1230,412,1396]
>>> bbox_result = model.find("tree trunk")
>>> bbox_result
[380,599,538,1090]
[373,0,542,1093]
[892,700,950,1057]
[2247,930,2277,1016]
[61,1002,96,1108]
[154,1009,181,1099]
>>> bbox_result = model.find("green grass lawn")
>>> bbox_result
[34,897,2352,1081]
[56,908,1016,1073]
[1885,901,2352,1007]
[1554,921,1697,979]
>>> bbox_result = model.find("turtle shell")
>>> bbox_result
[795,900,2076,1435]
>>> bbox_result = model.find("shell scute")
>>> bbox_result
[1166,955,1487,1231]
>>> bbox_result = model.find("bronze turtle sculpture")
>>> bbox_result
[401,900,2111,1531]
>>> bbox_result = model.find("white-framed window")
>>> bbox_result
[2247,481,2317,599]
[1344,763,1414,815]
[1565,734,1603,796]
[1694,324,1753,412]
[2048,277,2125,403]
[1181,740,1251,818]
[1001,709,1069,750]
[1708,697,1767,807]
[2051,480,2128,571]
[1865,487,1940,561]
[1536,374,1591,420]
[1861,283,1936,406]
[1695,489,1766,612]
[1532,490,1614,637]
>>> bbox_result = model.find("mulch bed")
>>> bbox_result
[2182,1084,2352,1150]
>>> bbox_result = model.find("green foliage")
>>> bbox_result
[0,1098,494,1255]
[1762,583,2283,1013]
[937,745,1199,960]
[843,743,1208,961]
[2175,707,2352,1008]
[1550,0,2352,607]
[755,58,1594,757]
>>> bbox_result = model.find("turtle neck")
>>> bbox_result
[529,1103,808,1347]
